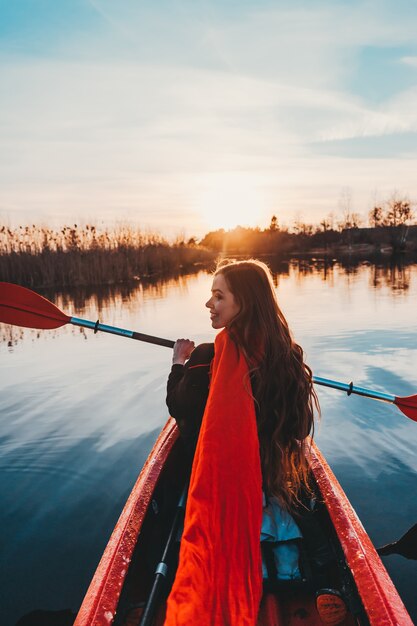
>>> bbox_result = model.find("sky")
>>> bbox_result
[1,0,417,237]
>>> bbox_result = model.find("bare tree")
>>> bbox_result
[369,206,384,228]
[383,194,413,228]
[269,214,279,232]
[293,219,314,237]
[319,218,331,233]
[382,193,414,251]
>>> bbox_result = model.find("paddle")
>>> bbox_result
[312,376,417,422]
[1,281,417,422]
[377,523,417,560]
[138,486,188,626]
[0,281,174,348]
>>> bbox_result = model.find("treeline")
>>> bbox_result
[201,197,417,257]
[0,224,215,288]
[200,223,417,257]
[1,195,416,288]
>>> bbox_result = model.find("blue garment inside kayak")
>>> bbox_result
[175,493,303,580]
[261,495,302,580]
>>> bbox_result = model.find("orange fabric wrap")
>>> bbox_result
[164,329,263,626]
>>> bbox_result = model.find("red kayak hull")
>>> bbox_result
[74,420,412,625]
[308,442,412,625]
[74,419,179,626]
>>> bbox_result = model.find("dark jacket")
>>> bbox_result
[167,341,311,450]
[166,342,333,579]
[166,342,214,456]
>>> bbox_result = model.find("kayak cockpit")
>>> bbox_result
[111,435,366,626]
[75,419,411,626]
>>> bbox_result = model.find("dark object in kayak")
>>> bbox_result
[377,523,417,560]
[74,418,412,626]
[15,609,76,626]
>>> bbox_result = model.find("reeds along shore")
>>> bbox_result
[2,220,417,289]
[0,225,215,288]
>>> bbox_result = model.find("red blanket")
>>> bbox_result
[164,329,263,626]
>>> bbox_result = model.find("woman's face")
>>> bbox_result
[205,273,240,329]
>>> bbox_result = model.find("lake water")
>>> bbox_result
[1,259,417,625]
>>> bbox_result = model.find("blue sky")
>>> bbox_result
[1,0,417,236]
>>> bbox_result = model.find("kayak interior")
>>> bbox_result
[111,436,366,625]
[75,418,411,626]
[113,435,188,626]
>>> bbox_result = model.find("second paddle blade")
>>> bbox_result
[0,282,70,330]
[395,395,417,423]
[377,523,417,560]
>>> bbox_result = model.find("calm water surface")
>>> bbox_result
[1,260,417,625]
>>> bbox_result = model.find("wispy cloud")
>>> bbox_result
[1,0,417,234]
[401,56,417,67]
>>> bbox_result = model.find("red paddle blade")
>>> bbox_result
[395,395,417,422]
[0,282,70,330]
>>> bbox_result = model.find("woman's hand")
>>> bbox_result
[172,339,195,365]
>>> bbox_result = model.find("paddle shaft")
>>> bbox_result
[72,316,412,417]
[70,316,175,348]
[1,282,413,416]
[72,317,396,405]
[312,376,395,404]
[138,486,187,626]
[8,305,398,406]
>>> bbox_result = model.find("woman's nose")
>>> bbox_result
[205,298,212,308]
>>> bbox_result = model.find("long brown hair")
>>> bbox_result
[215,258,319,511]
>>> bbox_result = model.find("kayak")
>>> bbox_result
[73,418,412,626]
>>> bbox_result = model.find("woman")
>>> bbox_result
[165,259,346,626]
[168,258,316,509]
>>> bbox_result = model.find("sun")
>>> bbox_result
[193,172,268,232]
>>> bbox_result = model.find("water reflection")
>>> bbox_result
[1,428,162,626]
[1,260,417,625]
[287,257,413,292]
[370,262,412,293]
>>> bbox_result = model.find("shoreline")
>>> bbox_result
[2,243,417,290]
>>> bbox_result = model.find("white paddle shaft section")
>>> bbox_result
[70,316,134,338]
[67,319,398,405]
[69,316,175,347]
[313,376,395,403]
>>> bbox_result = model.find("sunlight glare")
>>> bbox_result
[194,173,268,231]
